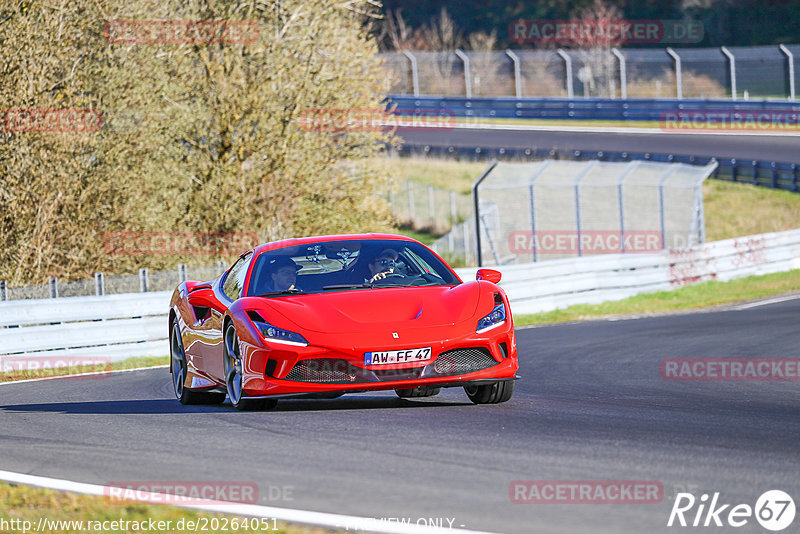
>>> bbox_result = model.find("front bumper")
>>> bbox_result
[238,321,518,398]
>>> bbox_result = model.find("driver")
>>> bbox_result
[366,248,400,284]
[267,256,301,291]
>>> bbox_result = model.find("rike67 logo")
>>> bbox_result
[668,490,796,531]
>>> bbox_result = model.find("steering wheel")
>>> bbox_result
[371,273,410,286]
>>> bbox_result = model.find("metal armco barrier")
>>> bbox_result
[387,95,800,121]
[459,228,800,315]
[0,292,170,364]
[1,229,798,361]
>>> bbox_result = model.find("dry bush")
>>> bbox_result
[0,0,393,285]
[522,62,568,97]
[627,68,727,98]
[680,70,729,98]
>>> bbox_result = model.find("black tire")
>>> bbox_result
[464,380,514,404]
[224,322,278,411]
[395,386,441,398]
[170,322,226,405]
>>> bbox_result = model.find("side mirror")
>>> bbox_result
[476,268,502,284]
[187,286,219,309]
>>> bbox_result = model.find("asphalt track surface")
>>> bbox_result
[1,299,799,533]
[398,127,800,163]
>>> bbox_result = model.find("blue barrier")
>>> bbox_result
[391,144,800,193]
[386,95,800,122]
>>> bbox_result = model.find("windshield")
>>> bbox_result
[246,239,460,296]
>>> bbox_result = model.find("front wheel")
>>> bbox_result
[464,380,514,404]
[170,322,225,405]
[224,323,277,411]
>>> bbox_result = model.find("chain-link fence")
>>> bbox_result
[381,44,800,99]
[622,48,675,98]
[1,263,228,301]
[727,46,782,98]
[386,178,472,233]
[432,159,718,267]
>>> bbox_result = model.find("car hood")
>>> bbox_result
[252,283,482,334]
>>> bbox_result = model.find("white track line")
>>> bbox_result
[0,364,169,386]
[733,294,800,310]
[0,470,500,534]
[402,120,800,137]
[513,292,800,327]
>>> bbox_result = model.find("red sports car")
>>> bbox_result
[168,233,518,410]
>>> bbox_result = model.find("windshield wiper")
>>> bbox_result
[322,284,371,291]
[256,289,305,297]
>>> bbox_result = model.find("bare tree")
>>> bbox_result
[569,0,625,97]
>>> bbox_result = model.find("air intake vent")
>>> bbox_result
[429,348,498,376]
[286,359,369,384]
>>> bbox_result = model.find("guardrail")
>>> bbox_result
[2,229,798,362]
[0,292,170,364]
[462,228,800,314]
[393,145,800,193]
[388,95,800,121]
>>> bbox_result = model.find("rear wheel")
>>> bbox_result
[464,380,514,404]
[170,322,225,405]
[224,323,277,411]
[395,386,441,398]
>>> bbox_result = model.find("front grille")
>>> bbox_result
[428,348,498,376]
[285,348,498,384]
[285,359,369,384]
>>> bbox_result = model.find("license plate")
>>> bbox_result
[365,347,432,366]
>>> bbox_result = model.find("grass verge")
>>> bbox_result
[703,180,800,241]
[514,269,800,326]
[392,225,440,245]
[370,156,487,195]
[0,355,169,383]
[0,481,334,534]
[454,116,667,130]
